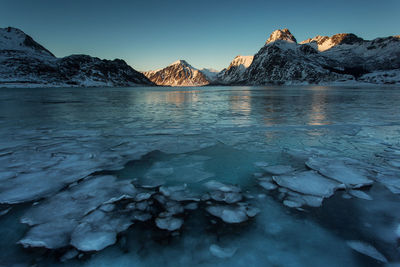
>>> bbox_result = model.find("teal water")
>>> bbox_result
[0,85,400,266]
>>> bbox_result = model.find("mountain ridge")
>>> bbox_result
[1,26,399,87]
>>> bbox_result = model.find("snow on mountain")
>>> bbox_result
[300,33,364,52]
[0,27,153,88]
[217,55,254,84]
[242,29,353,85]
[266,28,297,44]
[143,60,210,86]
[300,34,400,73]
[200,68,220,82]
[0,27,54,57]
[238,29,400,85]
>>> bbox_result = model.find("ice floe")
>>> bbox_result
[346,240,388,263]
[155,216,183,231]
[209,244,237,258]
[306,157,373,188]
[273,171,340,198]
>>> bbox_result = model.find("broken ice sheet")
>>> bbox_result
[273,171,340,198]
[19,175,138,249]
[306,157,374,188]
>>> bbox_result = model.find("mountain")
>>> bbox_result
[199,68,220,82]
[242,29,352,85]
[266,28,297,44]
[301,33,400,73]
[0,27,153,87]
[217,55,254,84]
[143,60,210,86]
[241,29,400,85]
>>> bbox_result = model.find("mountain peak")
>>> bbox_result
[266,28,297,44]
[0,26,55,57]
[170,59,191,67]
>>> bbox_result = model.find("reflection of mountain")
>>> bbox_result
[230,93,251,116]
[308,88,329,126]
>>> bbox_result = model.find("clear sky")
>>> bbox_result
[1,0,399,71]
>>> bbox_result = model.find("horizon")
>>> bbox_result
[1,0,399,72]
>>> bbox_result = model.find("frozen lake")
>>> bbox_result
[0,85,400,266]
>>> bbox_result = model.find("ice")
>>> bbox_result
[0,207,11,217]
[21,175,136,226]
[273,171,340,198]
[209,244,237,258]
[19,175,138,250]
[70,210,133,252]
[258,177,278,191]
[60,249,79,262]
[19,220,76,249]
[1,86,400,266]
[206,205,249,224]
[204,180,241,193]
[209,191,242,204]
[348,190,373,200]
[306,157,374,188]
[346,240,388,263]
[284,191,324,208]
[262,165,294,175]
[155,217,183,231]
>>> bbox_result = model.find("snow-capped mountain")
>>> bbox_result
[199,68,220,82]
[240,29,400,85]
[242,29,352,85]
[301,33,400,73]
[266,28,297,44]
[143,60,210,86]
[217,55,254,84]
[0,27,153,87]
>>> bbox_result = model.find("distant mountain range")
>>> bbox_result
[0,27,153,87]
[1,27,399,87]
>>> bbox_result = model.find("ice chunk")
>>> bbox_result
[346,240,388,263]
[70,210,133,251]
[283,200,302,208]
[209,244,237,258]
[348,190,373,200]
[258,179,278,191]
[21,175,136,226]
[155,217,183,231]
[262,165,294,175]
[19,219,77,249]
[135,177,165,189]
[273,171,339,198]
[209,191,242,204]
[306,157,373,188]
[0,207,11,217]
[135,192,153,202]
[204,180,241,193]
[19,175,137,250]
[60,249,79,262]
[206,205,248,224]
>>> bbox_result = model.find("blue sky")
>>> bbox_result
[1,0,399,71]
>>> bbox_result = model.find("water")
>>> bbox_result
[0,85,399,266]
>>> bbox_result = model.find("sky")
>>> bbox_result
[1,0,399,71]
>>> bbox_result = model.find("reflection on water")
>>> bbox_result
[309,91,329,126]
